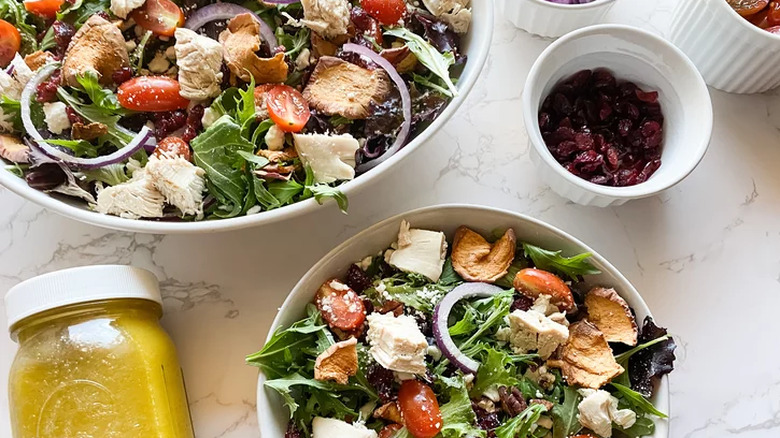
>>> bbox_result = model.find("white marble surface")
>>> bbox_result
[2,1,780,437]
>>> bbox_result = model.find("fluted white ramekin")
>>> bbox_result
[669,0,780,94]
[523,25,713,207]
[499,0,615,38]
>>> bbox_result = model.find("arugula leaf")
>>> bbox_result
[614,416,655,437]
[269,179,304,205]
[522,243,601,280]
[610,383,667,419]
[372,273,452,313]
[551,386,582,438]
[448,305,478,337]
[494,404,548,438]
[439,257,462,286]
[1,95,44,132]
[276,27,310,58]
[191,115,255,218]
[80,163,131,186]
[614,335,670,365]
[75,71,124,113]
[236,150,270,168]
[253,177,283,210]
[459,290,514,350]
[57,86,135,147]
[0,0,39,54]
[39,26,56,52]
[469,348,519,398]
[309,184,348,213]
[57,0,111,27]
[412,72,453,97]
[385,27,458,96]
[236,76,257,130]
[45,139,100,158]
[4,163,26,177]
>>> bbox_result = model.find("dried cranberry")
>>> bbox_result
[284,423,302,438]
[112,67,134,85]
[511,295,533,312]
[153,110,187,140]
[36,69,61,103]
[52,21,75,57]
[64,106,84,124]
[635,89,659,103]
[96,11,110,20]
[472,402,500,436]
[366,363,396,403]
[345,264,373,293]
[181,105,205,143]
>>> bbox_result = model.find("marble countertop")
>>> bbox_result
[2,1,780,437]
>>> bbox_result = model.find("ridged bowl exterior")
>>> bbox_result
[669,0,780,94]
[500,0,615,38]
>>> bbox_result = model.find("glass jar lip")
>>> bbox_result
[5,266,162,334]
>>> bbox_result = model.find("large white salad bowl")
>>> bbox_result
[0,2,494,234]
[256,204,670,437]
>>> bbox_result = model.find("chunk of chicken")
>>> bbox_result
[95,171,166,219]
[300,0,351,39]
[302,57,392,119]
[174,28,224,101]
[219,14,288,83]
[62,15,130,86]
[144,154,207,217]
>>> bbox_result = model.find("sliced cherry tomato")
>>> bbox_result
[379,424,404,438]
[266,84,311,133]
[117,76,190,112]
[398,381,442,438]
[23,0,64,18]
[315,279,366,331]
[131,0,184,37]
[0,19,20,67]
[360,0,406,25]
[154,136,191,161]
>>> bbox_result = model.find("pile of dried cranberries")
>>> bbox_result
[539,69,664,187]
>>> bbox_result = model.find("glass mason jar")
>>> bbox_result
[5,265,194,438]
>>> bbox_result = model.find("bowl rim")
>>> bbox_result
[713,0,780,42]
[522,23,713,199]
[524,0,615,10]
[256,203,671,437]
[0,4,495,235]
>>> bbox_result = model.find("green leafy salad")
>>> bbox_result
[247,221,677,438]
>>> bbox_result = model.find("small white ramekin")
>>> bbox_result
[669,0,780,94]
[499,0,615,38]
[522,24,713,207]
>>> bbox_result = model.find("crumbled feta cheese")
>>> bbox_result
[43,102,71,135]
[110,0,145,18]
[174,28,224,100]
[500,307,569,359]
[293,132,359,183]
[148,51,170,74]
[312,417,377,438]
[9,54,32,85]
[329,280,350,291]
[201,106,219,129]
[387,220,447,282]
[265,124,286,151]
[366,313,428,375]
[295,48,312,70]
[300,0,351,39]
[426,345,442,361]
[577,389,637,438]
[125,39,137,51]
[95,171,165,219]
[144,155,207,217]
[358,256,373,271]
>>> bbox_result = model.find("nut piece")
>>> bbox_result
[62,15,130,86]
[219,14,288,84]
[548,321,624,389]
[373,402,403,424]
[314,337,359,385]
[302,56,392,119]
[451,226,516,283]
[513,268,575,312]
[0,134,29,163]
[498,386,527,417]
[71,122,108,141]
[585,287,638,346]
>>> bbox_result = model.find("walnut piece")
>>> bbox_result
[451,226,516,283]
[219,14,288,84]
[71,122,108,141]
[584,287,638,346]
[373,402,403,424]
[314,338,359,385]
[548,320,624,389]
[302,56,392,119]
[62,15,130,86]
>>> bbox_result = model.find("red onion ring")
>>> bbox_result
[185,3,278,48]
[262,0,300,3]
[342,43,412,174]
[21,63,153,170]
[432,282,504,374]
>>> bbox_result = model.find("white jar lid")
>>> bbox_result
[5,265,162,331]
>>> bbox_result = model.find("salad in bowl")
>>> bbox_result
[0,0,487,231]
[248,206,676,438]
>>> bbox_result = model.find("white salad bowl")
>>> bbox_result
[523,24,712,207]
[669,0,780,94]
[0,2,494,234]
[499,0,615,39]
[255,204,670,437]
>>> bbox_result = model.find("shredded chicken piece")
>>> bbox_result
[300,0,351,39]
[174,28,224,100]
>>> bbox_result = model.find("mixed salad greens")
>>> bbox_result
[247,221,677,438]
[0,0,470,220]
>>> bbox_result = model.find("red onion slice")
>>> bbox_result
[432,282,504,374]
[21,63,153,170]
[185,3,278,48]
[342,43,412,174]
[262,0,300,3]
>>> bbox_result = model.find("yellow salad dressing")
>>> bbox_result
[5,266,194,438]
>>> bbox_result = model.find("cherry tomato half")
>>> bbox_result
[360,0,406,25]
[266,84,311,133]
[131,0,184,37]
[0,20,20,67]
[117,76,190,112]
[315,279,366,331]
[154,136,191,161]
[23,0,64,18]
[398,381,442,438]
[379,424,404,438]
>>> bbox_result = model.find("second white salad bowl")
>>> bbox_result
[255,204,670,437]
